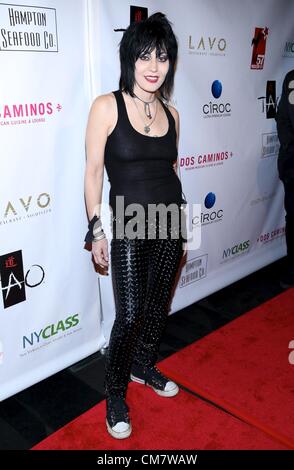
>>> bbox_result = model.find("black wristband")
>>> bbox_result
[84,215,99,243]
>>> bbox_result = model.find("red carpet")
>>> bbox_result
[159,289,294,449]
[32,381,287,450]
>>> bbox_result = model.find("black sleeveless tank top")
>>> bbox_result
[104,90,183,216]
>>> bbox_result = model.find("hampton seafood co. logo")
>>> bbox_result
[0,4,58,52]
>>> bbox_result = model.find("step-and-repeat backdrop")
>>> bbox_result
[1,0,293,399]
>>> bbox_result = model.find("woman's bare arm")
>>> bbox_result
[84,93,114,219]
[84,93,115,268]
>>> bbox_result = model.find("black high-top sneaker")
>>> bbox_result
[130,363,179,397]
[106,396,132,439]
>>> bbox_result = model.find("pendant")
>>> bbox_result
[144,126,150,133]
[144,103,152,119]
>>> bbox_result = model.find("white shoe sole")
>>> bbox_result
[106,419,132,439]
[130,373,179,397]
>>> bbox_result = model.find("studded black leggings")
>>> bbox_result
[104,214,184,399]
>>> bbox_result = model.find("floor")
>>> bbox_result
[0,257,287,450]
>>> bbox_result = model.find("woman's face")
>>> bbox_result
[134,47,169,94]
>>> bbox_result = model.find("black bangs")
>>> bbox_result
[119,12,178,101]
[134,21,169,59]
[137,39,168,60]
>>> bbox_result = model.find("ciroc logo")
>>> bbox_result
[193,192,223,226]
[203,80,231,118]
[204,192,216,209]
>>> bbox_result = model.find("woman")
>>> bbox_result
[84,12,187,439]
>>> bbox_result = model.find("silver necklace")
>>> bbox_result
[133,97,158,134]
[133,92,157,119]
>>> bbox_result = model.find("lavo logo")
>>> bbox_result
[188,36,226,53]
[223,240,250,259]
[23,314,80,349]
[2,192,51,218]
[4,193,50,218]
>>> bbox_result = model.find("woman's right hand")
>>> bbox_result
[92,238,109,269]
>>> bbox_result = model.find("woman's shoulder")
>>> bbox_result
[90,92,117,113]
[163,101,179,127]
[166,103,179,117]
[88,93,118,132]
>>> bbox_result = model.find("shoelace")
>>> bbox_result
[107,397,129,424]
[144,366,168,389]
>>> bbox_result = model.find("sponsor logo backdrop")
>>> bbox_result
[92,0,293,341]
[1,0,293,399]
[0,0,104,400]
